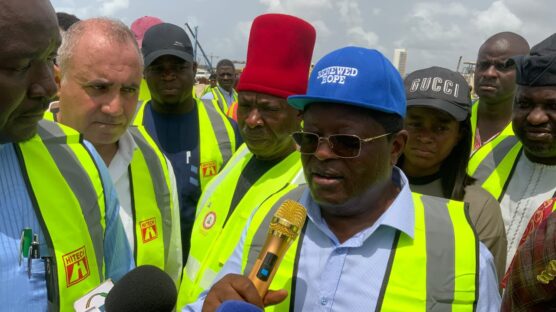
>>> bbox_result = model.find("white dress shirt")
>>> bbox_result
[108,130,182,284]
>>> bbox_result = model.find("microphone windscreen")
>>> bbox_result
[216,300,263,312]
[104,265,177,312]
[270,199,307,238]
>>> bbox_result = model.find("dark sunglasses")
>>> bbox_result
[476,59,516,72]
[291,131,391,158]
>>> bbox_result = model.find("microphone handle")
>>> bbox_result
[247,234,292,298]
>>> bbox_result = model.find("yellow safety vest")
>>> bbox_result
[200,85,215,97]
[468,101,521,201]
[16,120,107,312]
[127,126,175,273]
[133,98,237,190]
[138,79,151,107]
[469,100,522,201]
[470,100,516,150]
[44,110,176,282]
[242,187,478,311]
[210,86,238,112]
[177,145,304,307]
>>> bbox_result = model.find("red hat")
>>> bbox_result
[131,16,163,48]
[236,14,316,99]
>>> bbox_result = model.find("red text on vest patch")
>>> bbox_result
[201,161,218,177]
[140,217,158,243]
[63,246,90,287]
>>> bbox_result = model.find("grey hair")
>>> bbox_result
[57,17,144,76]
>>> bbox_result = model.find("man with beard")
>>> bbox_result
[0,1,132,310]
[477,33,556,282]
[468,32,530,199]
[176,13,315,309]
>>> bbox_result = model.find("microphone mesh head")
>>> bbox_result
[269,199,307,239]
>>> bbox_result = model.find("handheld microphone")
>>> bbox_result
[104,265,177,312]
[247,199,307,298]
[216,300,263,312]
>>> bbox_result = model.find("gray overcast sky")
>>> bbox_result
[51,0,555,73]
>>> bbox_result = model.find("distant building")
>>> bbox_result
[392,48,408,77]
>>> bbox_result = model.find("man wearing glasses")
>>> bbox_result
[471,32,529,153]
[186,47,501,311]
[468,33,530,201]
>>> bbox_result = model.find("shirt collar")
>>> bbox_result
[217,85,234,97]
[303,166,415,246]
[115,129,136,165]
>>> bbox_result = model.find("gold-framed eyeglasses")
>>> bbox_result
[291,131,391,158]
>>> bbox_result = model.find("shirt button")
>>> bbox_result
[320,297,328,305]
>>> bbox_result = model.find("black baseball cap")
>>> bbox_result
[404,66,471,121]
[141,23,194,67]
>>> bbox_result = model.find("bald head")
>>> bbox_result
[479,32,530,57]
[474,32,530,105]
[58,18,143,77]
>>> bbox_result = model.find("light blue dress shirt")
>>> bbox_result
[185,168,501,311]
[201,85,236,109]
[0,141,134,311]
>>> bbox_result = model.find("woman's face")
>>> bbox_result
[403,106,462,177]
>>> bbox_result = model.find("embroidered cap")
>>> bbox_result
[288,46,406,118]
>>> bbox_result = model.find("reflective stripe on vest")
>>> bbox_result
[133,98,236,190]
[211,87,238,112]
[16,120,106,312]
[242,185,307,312]
[470,100,515,151]
[177,146,304,307]
[468,136,522,201]
[227,101,238,121]
[378,193,478,311]
[128,126,173,270]
[470,100,479,149]
[242,189,478,312]
[138,79,151,105]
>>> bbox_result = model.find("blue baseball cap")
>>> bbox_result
[288,46,406,118]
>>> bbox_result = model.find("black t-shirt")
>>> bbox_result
[225,157,282,225]
[142,102,200,261]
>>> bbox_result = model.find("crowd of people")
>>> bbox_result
[0,0,555,311]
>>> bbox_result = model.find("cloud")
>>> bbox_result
[311,20,332,38]
[236,20,253,40]
[347,27,379,48]
[471,0,522,34]
[335,0,362,25]
[259,0,332,13]
[412,2,469,19]
[97,0,130,16]
[401,2,468,49]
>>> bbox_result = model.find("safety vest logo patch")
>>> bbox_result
[63,246,90,287]
[140,217,158,243]
[201,161,218,178]
[203,211,217,230]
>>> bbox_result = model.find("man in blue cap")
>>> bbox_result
[185,47,501,311]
